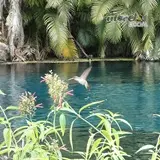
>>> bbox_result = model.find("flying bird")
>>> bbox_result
[68,67,92,89]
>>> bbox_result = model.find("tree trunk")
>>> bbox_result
[0,0,5,37]
[99,44,106,58]
[0,0,5,21]
[6,0,24,60]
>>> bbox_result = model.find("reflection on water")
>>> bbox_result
[1,62,160,159]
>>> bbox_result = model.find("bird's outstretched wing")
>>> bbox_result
[80,67,92,80]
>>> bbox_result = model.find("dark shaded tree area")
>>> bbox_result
[0,0,160,61]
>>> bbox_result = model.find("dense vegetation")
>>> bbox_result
[0,0,160,61]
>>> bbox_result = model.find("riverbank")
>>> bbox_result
[0,58,134,64]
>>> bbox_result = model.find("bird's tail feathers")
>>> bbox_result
[85,82,91,90]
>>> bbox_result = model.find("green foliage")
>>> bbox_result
[91,0,117,24]
[22,0,160,59]
[45,0,62,9]
[62,39,79,59]
[140,0,157,13]
[105,22,122,43]
[44,13,69,54]
[0,74,132,159]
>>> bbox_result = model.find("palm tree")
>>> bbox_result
[23,0,79,60]
[91,0,159,59]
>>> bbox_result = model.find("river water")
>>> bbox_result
[0,61,160,159]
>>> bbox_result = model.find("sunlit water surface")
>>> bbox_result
[0,61,160,159]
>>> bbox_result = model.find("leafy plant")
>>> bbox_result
[0,72,132,159]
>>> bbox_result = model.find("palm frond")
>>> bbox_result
[77,0,85,8]
[77,28,97,47]
[105,21,122,43]
[58,0,74,23]
[143,12,155,39]
[62,39,78,59]
[91,0,117,24]
[23,10,33,26]
[143,35,153,52]
[84,0,92,5]
[77,7,91,22]
[128,29,142,53]
[44,13,69,54]
[96,19,107,44]
[140,0,157,14]
[120,0,134,8]
[153,4,160,23]
[34,7,46,29]
[46,0,63,8]
[25,0,45,7]
[77,0,92,7]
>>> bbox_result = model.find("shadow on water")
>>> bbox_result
[1,61,160,159]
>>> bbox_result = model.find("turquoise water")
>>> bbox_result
[1,61,160,133]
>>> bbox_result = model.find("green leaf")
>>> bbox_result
[59,113,66,136]
[77,29,96,47]
[112,128,120,147]
[89,138,102,159]
[70,119,77,151]
[79,100,104,114]
[44,127,63,144]
[72,151,85,158]
[103,119,111,133]
[116,118,133,130]
[5,106,18,111]
[136,145,155,154]
[91,0,117,24]
[101,130,112,142]
[140,0,157,13]
[3,128,12,151]
[0,148,10,155]
[85,133,95,160]
[0,90,6,96]
[58,0,74,23]
[27,129,37,143]
[121,0,134,8]
[46,0,63,8]
[44,12,69,55]
[14,126,28,135]
[39,124,45,141]
[8,116,23,122]
[60,107,75,114]
[105,22,122,44]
